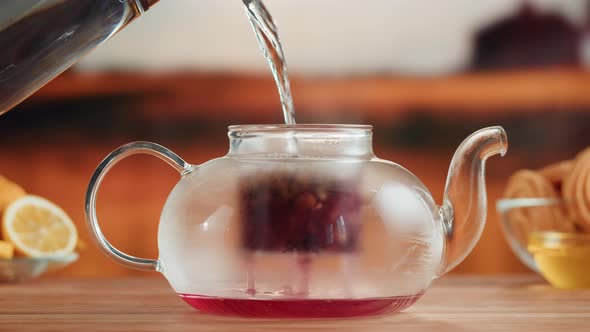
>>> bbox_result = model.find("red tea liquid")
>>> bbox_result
[178,293,423,318]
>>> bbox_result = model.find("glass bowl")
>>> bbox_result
[497,198,590,288]
[0,253,78,283]
[496,197,565,273]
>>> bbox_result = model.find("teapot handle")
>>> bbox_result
[85,141,192,271]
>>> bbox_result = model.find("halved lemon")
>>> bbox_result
[2,195,77,257]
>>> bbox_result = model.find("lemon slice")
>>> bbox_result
[2,195,77,257]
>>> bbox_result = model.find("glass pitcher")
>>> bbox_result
[86,124,507,317]
[0,0,159,114]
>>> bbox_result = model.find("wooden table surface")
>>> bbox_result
[1,275,589,331]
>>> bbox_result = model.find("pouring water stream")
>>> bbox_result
[243,0,296,126]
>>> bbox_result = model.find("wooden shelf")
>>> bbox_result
[31,66,590,120]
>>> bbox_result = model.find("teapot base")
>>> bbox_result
[178,293,423,318]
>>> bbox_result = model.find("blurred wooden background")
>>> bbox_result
[1,66,589,277]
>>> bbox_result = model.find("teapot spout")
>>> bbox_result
[438,126,507,275]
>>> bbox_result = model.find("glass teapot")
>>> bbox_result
[86,124,507,318]
[0,0,159,114]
